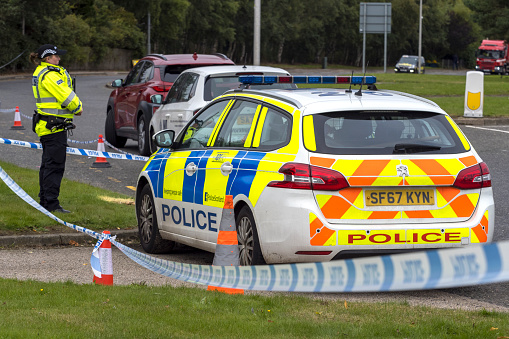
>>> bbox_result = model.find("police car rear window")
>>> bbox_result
[308,111,469,155]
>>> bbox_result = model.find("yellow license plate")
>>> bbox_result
[365,189,434,206]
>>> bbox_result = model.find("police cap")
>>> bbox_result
[37,44,67,59]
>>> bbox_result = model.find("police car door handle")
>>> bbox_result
[220,162,233,176]
[185,162,197,176]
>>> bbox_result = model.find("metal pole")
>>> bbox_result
[362,4,366,74]
[147,10,151,55]
[418,0,422,74]
[384,3,387,73]
[253,0,261,65]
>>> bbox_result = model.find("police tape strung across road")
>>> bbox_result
[104,139,132,155]
[68,138,99,145]
[0,137,149,162]
[1,164,509,292]
[0,107,32,120]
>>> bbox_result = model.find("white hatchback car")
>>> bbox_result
[148,65,296,153]
[136,75,494,265]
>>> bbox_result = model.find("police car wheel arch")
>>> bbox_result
[137,184,175,254]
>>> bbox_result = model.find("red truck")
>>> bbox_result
[475,40,508,75]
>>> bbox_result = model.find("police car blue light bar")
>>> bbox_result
[239,75,376,85]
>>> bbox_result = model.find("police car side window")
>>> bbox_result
[258,108,291,150]
[178,100,230,150]
[214,100,259,148]
[124,61,145,86]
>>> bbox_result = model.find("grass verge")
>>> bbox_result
[0,160,136,234]
[0,278,507,338]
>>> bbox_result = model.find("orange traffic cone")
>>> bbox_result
[91,134,111,168]
[207,195,244,294]
[93,231,114,285]
[10,106,25,130]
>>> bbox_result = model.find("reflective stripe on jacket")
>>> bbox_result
[32,62,82,136]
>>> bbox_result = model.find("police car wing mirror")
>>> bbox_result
[150,94,163,104]
[153,130,175,148]
[111,79,122,88]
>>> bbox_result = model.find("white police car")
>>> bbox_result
[136,75,494,265]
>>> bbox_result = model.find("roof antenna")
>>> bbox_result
[355,61,369,97]
[345,70,354,93]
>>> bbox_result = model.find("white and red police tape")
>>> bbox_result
[0,137,148,162]
[1,164,508,292]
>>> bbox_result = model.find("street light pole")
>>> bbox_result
[418,0,422,74]
[253,0,261,66]
[147,10,151,55]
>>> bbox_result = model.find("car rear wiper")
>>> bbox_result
[393,143,442,154]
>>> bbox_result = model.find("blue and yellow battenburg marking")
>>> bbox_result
[155,150,293,206]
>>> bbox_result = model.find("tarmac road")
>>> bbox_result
[1,72,509,312]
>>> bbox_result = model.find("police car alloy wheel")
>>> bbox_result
[236,205,265,266]
[137,184,175,253]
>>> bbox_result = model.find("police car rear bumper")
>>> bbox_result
[254,187,494,264]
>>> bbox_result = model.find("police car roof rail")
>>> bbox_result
[146,54,168,61]
[380,89,440,108]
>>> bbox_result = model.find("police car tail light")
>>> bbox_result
[453,162,491,189]
[268,163,349,191]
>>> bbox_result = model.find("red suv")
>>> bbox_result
[105,53,234,155]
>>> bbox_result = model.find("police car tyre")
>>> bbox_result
[137,114,150,156]
[236,205,265,266]
[105,108,127,148]
[137,184,175,254]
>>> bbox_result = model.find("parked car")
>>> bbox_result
[136,74,494,265]
[394,55,425,73]
[147,65,296,153]
[105,53,234,155]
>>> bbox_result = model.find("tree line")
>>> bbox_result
[0,0,507,72]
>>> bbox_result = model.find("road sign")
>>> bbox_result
[359,2,392,73]
[359,2,391,34]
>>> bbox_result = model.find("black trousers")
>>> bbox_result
[39,131,67,211]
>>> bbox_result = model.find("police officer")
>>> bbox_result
[29,44,83,213]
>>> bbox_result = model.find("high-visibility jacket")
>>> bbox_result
[32,62,82,137]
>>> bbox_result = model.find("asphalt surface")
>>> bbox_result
[1,71,509,312]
